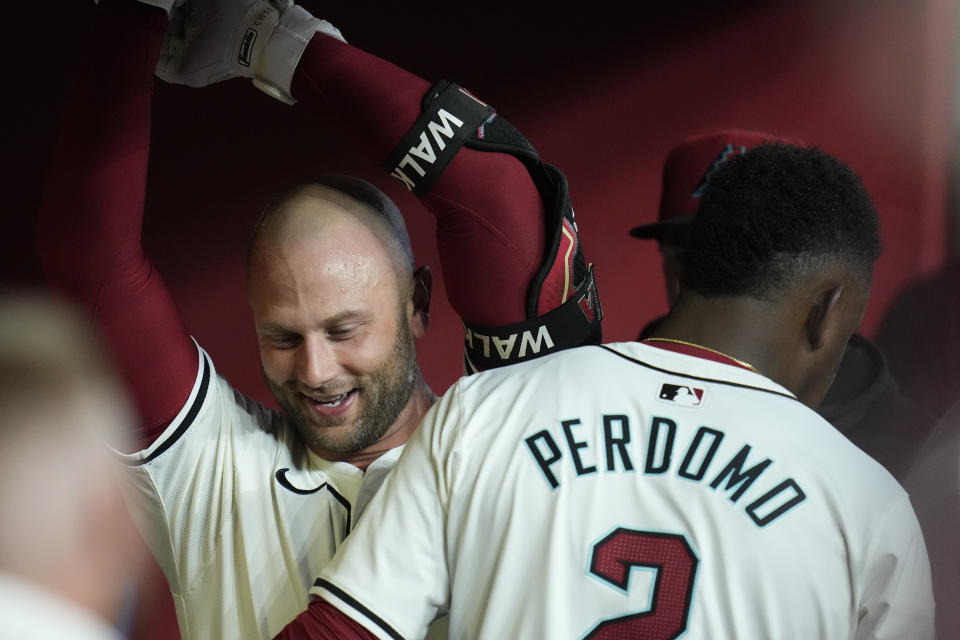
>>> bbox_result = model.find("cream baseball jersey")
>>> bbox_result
[115,343,399,640]
[312,342,934,639]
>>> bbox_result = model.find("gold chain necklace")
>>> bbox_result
[643,337,760,374]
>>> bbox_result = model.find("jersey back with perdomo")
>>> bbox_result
[313,341,935,640]
[114,342,400,640]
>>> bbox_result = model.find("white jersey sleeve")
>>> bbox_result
[311,382,461,640]
[113,342,376,639]
[854,495,933,640]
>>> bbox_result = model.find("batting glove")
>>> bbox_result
[156,0,344,104]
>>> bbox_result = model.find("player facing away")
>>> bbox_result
[630,129,937,482]
[278,144,934,640]
[38,0,600,638]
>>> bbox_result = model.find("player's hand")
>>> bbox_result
[156,0,344,104]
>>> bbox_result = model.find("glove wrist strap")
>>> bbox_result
[254,6,344,104]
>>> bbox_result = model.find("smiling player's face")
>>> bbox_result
[247,194,420,457]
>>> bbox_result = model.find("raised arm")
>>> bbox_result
[37,0,198,448]
[157,0,603,372]
[290,36,547,325]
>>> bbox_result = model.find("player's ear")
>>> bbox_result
[804,283,844,352]
[409,265,433,338]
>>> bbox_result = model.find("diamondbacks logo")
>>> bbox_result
[578,277,598,323]
[575,267,601,324]
[691,144,748,198]
[578,291,595,323]
[658,383,704,407]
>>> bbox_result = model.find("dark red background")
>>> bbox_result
[4,1,957,636]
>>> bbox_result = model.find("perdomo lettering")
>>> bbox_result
[524,413,807,527]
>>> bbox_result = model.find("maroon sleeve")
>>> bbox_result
[37,1,198,449]
[292,34,546,327]
[274,598,379,640]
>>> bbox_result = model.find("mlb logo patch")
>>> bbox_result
[658,383,704,407]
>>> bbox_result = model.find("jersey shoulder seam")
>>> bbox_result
[123,348,212,467]
[599,345,799,402]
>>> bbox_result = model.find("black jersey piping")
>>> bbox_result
[600,345,799,402]
[312,579,406,640]
[326,484,353,536]
[273,470,353,534]
[275,468,327,495]
[125,352,211,467]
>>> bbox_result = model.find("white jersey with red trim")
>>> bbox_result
[312,341,934,640]
[115,343,400,640]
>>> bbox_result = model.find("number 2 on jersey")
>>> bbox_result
[584,528,698,640]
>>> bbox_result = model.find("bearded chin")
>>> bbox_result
[263,316,420,456]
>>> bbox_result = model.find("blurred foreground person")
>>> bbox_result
[0,293,144,639]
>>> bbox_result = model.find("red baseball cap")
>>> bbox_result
[629,129,803,239]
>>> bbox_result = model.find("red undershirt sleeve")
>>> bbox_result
[292,34,546,327]
[37,1,198,449]
[274,598,378,640]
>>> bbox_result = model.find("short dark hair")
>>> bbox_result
[682,144,882,299]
